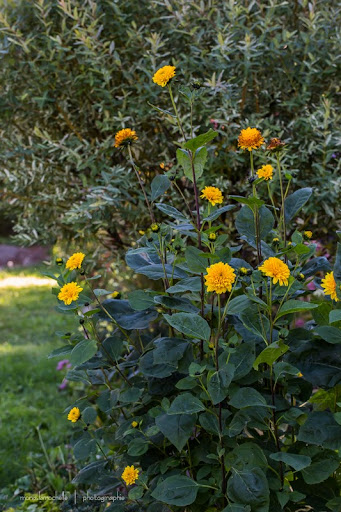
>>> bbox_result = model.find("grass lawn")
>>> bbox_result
[0,267,76,487]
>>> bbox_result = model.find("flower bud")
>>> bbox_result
[151,223,160,233]
[56,257,63,266]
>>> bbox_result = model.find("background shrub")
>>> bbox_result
[0,0,340,255]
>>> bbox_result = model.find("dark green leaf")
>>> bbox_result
[151,175,171,202]
[184,129,218,151]
[70,339,97,366]
[151,475,199,506]
[163,313,211,341]
[168,393,206,415]
[156,413,196,451]
[284,187,312,222]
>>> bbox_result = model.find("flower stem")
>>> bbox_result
[277,152,286,246]
[127,145,155,223]
[168,84,187,141]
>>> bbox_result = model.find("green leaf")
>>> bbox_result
[128,290,156,310]
[154,295,198,313]
[235,205,274,245]
[297,411,341,450]
[329,310,341,324]
[226,296,252,315]
[301,450,339,484]
[163,313,211,341]
[223,505,251,512]
[70,339,97,366]
[334,242,341,281]
[101,337,124,361]
[183,129,218,151]
[226,443,268,471]
[48,345,73,359]
[128,438,148,456]
[269,452,311,471]
[230,195,264,210]
[73,435,97,460]
[156,413,196,451]
[185,246,208,273]
[229,387,268,409]
[284,187,312,222]
[151,475,199,506]
[120,387,143,403]
[315,326,341,344]
[82,407,97,424]
[150,175,171,202]
[128,486,144,500]
[227,468,269,511]
[168,393,206,415]
[253,341,289,370]
[192,146,207,180]
[277,299,318,318]
[155,202,188,221]
[203,205,236,222]
[240,310,269,341]
[208,364,235,405]
[99,299,158,328]
[167,276,201,293]
[228,342,256,380]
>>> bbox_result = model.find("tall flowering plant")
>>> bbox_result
[48,67,341,512]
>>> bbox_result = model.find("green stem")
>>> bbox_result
[277,152,286,245]
[128,145,155,222]
[168,84,187,141]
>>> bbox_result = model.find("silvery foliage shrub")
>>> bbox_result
[47,97,341,510]
[0,0,340,253]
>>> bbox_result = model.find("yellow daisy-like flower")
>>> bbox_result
[238,127,265,151]
[205,262,236,294]
[131,421,138,428]
[58,282,83,305]
[66,252,85,271]
[152,65,176,87]
[121,465,139,486]
[321,271,339,302]
[67,407,81,423]
[258,257,290,286]
[114,128,138,148]
[256,164,274,181]
[304,230,313,239]
[200,186,223,206]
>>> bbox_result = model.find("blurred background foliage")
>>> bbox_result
[0,0,340,261]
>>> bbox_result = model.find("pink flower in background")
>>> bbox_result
[295,318,305,328]
[210,118,218,130]
[58,378,68,390]
[307,281,316,291]
[56,359,72,371]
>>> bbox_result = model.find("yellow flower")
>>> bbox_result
[111,291,121,299]
[131,421,138,428]
[304,230,313,239]
[68,407,81,423]
[138,230,145,235]
[267,137,285,151]
[152,65,176,87]
[121,465,139,486]
[321,271,339,302]
[58,282,83,305]
[297,372,304,378]
[200,186,223,206]
[151,223,160,232]
[114,128,138,148]
[256,164,273,181]
[238,127,264,151]
[258,257,290,286]
[160,162,165,169]
[272,237,279,242]
[56,257,63,266]
[66,252,85,271]
[208,232,217,241]
[205,262,236,294]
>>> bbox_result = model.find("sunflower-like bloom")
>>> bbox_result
[152,65,176,87]
[114,128,138,148]
[304,230,313,239]
[205,262,236,294]
[238,127,264,151]
[121,465,139,486]
[259,257,290,286]
[256,164,273,181]
[58,282,83,305]
[267,137,285,151]
[66,252,85,271]
[68,407,81,423]
[131,421,138,428]
[321,271,339,302]
[200,186,223,206]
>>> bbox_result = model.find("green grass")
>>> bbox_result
[0,268,76,486]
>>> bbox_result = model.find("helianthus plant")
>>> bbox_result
[47,68,341,512]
